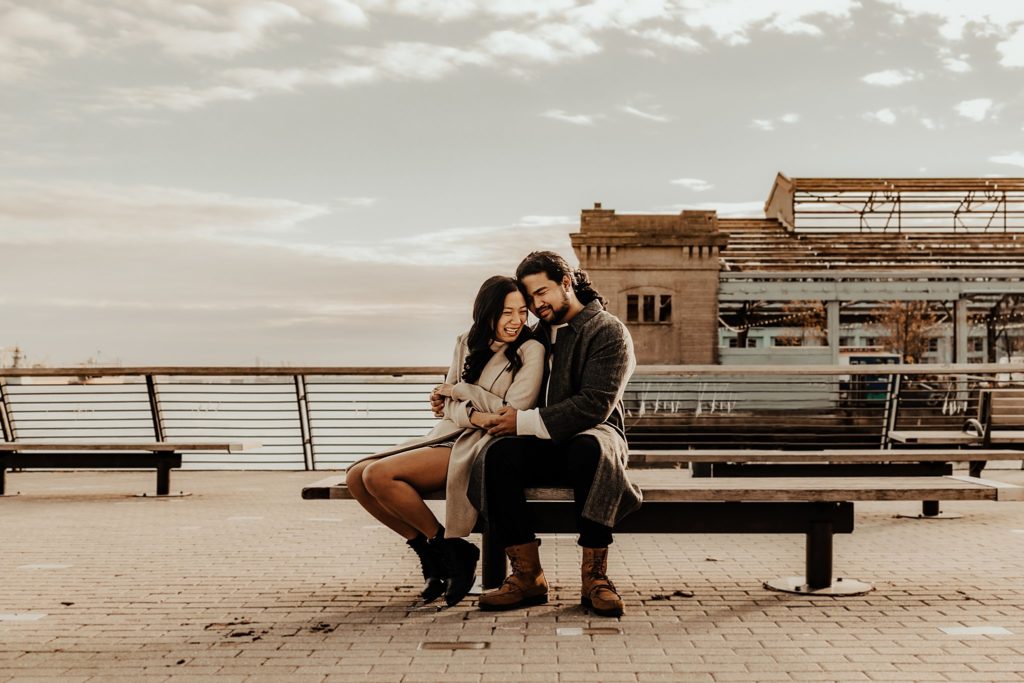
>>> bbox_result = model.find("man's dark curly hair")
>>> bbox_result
[514,251,606,306]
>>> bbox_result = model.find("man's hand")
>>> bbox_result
[429,388,445,418]
[486,406,518,436]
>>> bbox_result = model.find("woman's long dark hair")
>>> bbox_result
[461,275,534,384]
[514,251,606,306]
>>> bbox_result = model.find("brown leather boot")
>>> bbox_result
[581,547,624,617]
[478,539,548,611]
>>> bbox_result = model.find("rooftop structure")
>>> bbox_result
[571,173,1024,365]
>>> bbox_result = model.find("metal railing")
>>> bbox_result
[0,364,1021,469]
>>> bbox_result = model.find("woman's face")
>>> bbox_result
[494,290,528,343]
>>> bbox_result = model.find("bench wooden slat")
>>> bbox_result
[990,431,1024,443]
[0,442,259,452]
[0,441,263,495]
[634,448,1020,462]
[886,431,980,445]
[302,471,1022,503]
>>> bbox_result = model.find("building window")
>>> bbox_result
[659,295,672,323]
[970,338,985,353]
[773,336,802,347]
[626,292,672,324]
[927,338,940,353]
[839,336,855,347]
[728,337,758,348]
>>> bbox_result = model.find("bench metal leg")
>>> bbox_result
[764,515,872,596]
[691,462,712,478]
[894,499,963,520]
[137,453,190,498]
[806,521,833,589]
[156,457,172,496]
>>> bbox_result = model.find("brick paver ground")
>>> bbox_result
[2,467,1024,682]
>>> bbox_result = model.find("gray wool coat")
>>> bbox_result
[471,300,643,529]
[352,333,545,538]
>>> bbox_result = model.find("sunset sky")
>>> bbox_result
[3,0,1024,366]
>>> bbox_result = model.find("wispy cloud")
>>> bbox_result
[877,1,1024,41]
[956,97,994,121]
[658,200,764,217]
[332,197,378,209]
[670,178,714,192]
[942,55,971,73]
[0,180,328,245]
[678,0,858,44]
[278,216,575,267]
[864,107,897,124]
[542,109,600,126]
[751,113,800,131]
[634,28,703,52]
[621,105,671,123]
[482,23,601,64]
[990,152,1024,168]
[0,6,88,81]
[93,41,487,111]
[861,68,919,86]
[5,0,874,104]
[997,26,1024,67]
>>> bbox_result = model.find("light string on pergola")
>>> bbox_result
[723,305,1024,332]
[728,311,820,332]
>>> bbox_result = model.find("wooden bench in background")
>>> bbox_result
[889,388,1024,447]
[0,442,257,496]
[632,447,1024,518]
[303,469,1023,596]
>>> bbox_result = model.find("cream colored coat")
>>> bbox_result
[354,333,545,538]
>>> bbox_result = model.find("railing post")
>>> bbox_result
[0,379,13,442]
[881,373,901,449]
[145,374,165,441]
[0,378,11,495]
[295,375,314,471]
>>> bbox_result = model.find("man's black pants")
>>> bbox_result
[484,434,613,549]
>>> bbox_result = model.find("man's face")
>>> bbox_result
[520,272,571,324]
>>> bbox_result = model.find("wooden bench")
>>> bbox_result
[0,442,257,496]
[889,388,1024,447]
[632,447,1024,518]
[303,469,1023,595]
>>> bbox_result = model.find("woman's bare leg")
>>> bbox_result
[362,446,450,539]
[345,459,421,540]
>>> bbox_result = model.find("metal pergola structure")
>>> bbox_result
[715,174,1024,362]
[765,175,1024,233]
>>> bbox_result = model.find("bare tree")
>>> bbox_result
[870,301,940,363]
[987,294,1024,362]
[782,300,828,345]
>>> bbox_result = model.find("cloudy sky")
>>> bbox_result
[3,0,1024,367]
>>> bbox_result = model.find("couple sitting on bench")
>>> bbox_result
[344,251,642,617]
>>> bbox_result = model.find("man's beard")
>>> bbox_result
[543,291,571,324]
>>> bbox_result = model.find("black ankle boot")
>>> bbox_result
[429,530,479,607]
[407,534,449,603]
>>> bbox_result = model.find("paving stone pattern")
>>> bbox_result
[2,469,1024,682]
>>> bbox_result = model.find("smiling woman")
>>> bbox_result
[341,274,545,608]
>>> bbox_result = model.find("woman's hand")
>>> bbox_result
[434,383,455,398]
[470,411,500,430]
